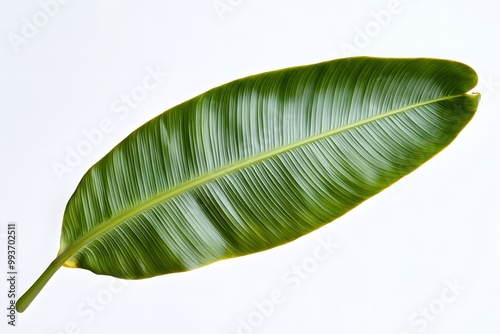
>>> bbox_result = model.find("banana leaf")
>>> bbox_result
[17,57,480,313]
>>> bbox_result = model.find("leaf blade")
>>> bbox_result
[62,57,480,278]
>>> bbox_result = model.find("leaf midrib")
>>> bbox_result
[57,93,466,266]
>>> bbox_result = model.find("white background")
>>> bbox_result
[1,0,499,333]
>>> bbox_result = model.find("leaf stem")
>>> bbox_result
[16,257,65,313]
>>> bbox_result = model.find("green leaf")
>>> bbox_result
[17,57,480,313]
